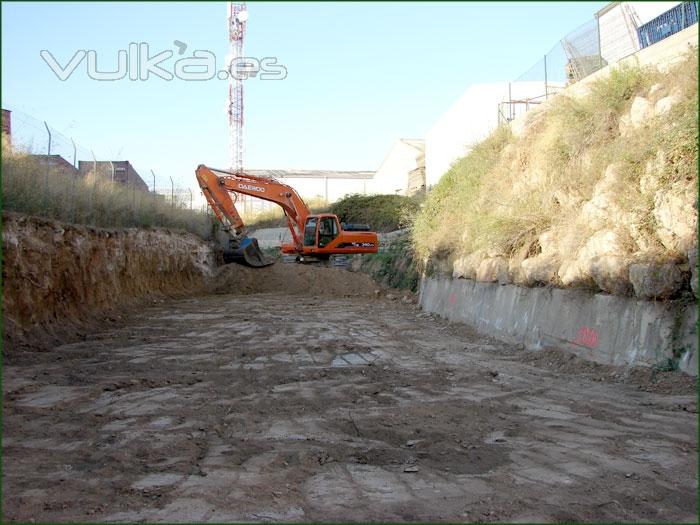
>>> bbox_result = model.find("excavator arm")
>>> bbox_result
[197,164,314,264]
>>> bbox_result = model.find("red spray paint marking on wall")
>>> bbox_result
[574,326,599,348]
[448,292,457,306]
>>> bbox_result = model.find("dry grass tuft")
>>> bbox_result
[2,145,214,238]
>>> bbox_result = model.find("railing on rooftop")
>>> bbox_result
[638,1,698,49]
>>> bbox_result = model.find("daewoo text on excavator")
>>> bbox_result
[196,165,379,267]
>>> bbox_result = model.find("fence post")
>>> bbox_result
[169,176,174,208]
[43,122,51,213]
[70,139,77,223]
[596,16,603,71]
[90,150,97,225]
[508,82,512,120]
[543,55,548,100]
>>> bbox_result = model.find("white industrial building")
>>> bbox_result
[425,81,549,188]
[236,169,373,213]
[369,139,425,196]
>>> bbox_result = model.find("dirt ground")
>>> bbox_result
[2,265,698,523]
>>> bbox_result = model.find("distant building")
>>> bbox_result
[2,109,11,140]
[238,169,374,214]
[370,139,425,196]
[29,154,80,177]
[78,160,149,192]
[425,81,547,188]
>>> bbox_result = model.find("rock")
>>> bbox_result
[629,263,686,299]
[453,251,485,280]
[403,465,419,473]
[589,255,632,295]
[640,151,666,195]
[582,164,628,228]
[648,83,663,97]
[689,246,698,298]
[521,254,559,286]
[508,240,539,285]
[559,229,632,289]
[538,230,558,255]
[654,94,681,116]
[618,114,633,136]
[629,96,652,128]
[476,257,509,284]
[654,181,697,254]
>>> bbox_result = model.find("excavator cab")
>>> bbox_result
[302,215,340,250]
[318,216,339,248]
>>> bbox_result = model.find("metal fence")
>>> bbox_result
[2,107,214,236]
[498,17,602,125]
[498,1,698,125]
[4,107,198,211]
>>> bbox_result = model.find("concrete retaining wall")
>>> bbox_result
[420,276,698,375]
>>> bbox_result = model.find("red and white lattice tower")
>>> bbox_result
[228,2,248,174]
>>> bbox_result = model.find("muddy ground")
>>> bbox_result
[2,265,698,523]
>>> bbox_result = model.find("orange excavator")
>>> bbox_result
[196,165,379,267]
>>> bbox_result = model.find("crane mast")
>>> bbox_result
[228,2,247,175]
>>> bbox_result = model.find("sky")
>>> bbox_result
[1,1,606,193]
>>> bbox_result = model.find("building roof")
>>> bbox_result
[247,169,374,180]
[596,2,620,18]
[400,139,425,152]
[29,154,79,173]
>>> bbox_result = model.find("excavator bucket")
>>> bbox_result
[223,236,275,267]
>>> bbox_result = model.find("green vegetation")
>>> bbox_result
[412,49,698,264]
[359,234,420,292]
[2,145,214,238]
[330,193,421,233]
[247,193,421,234]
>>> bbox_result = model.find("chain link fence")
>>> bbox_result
[498,1,698,125]
[2,107,213,237]
[498,18,603,125]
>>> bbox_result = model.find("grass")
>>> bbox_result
[359,234,420,291]
[1,143,215,238]
[412,48,698,266]
[329,193,421,233]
